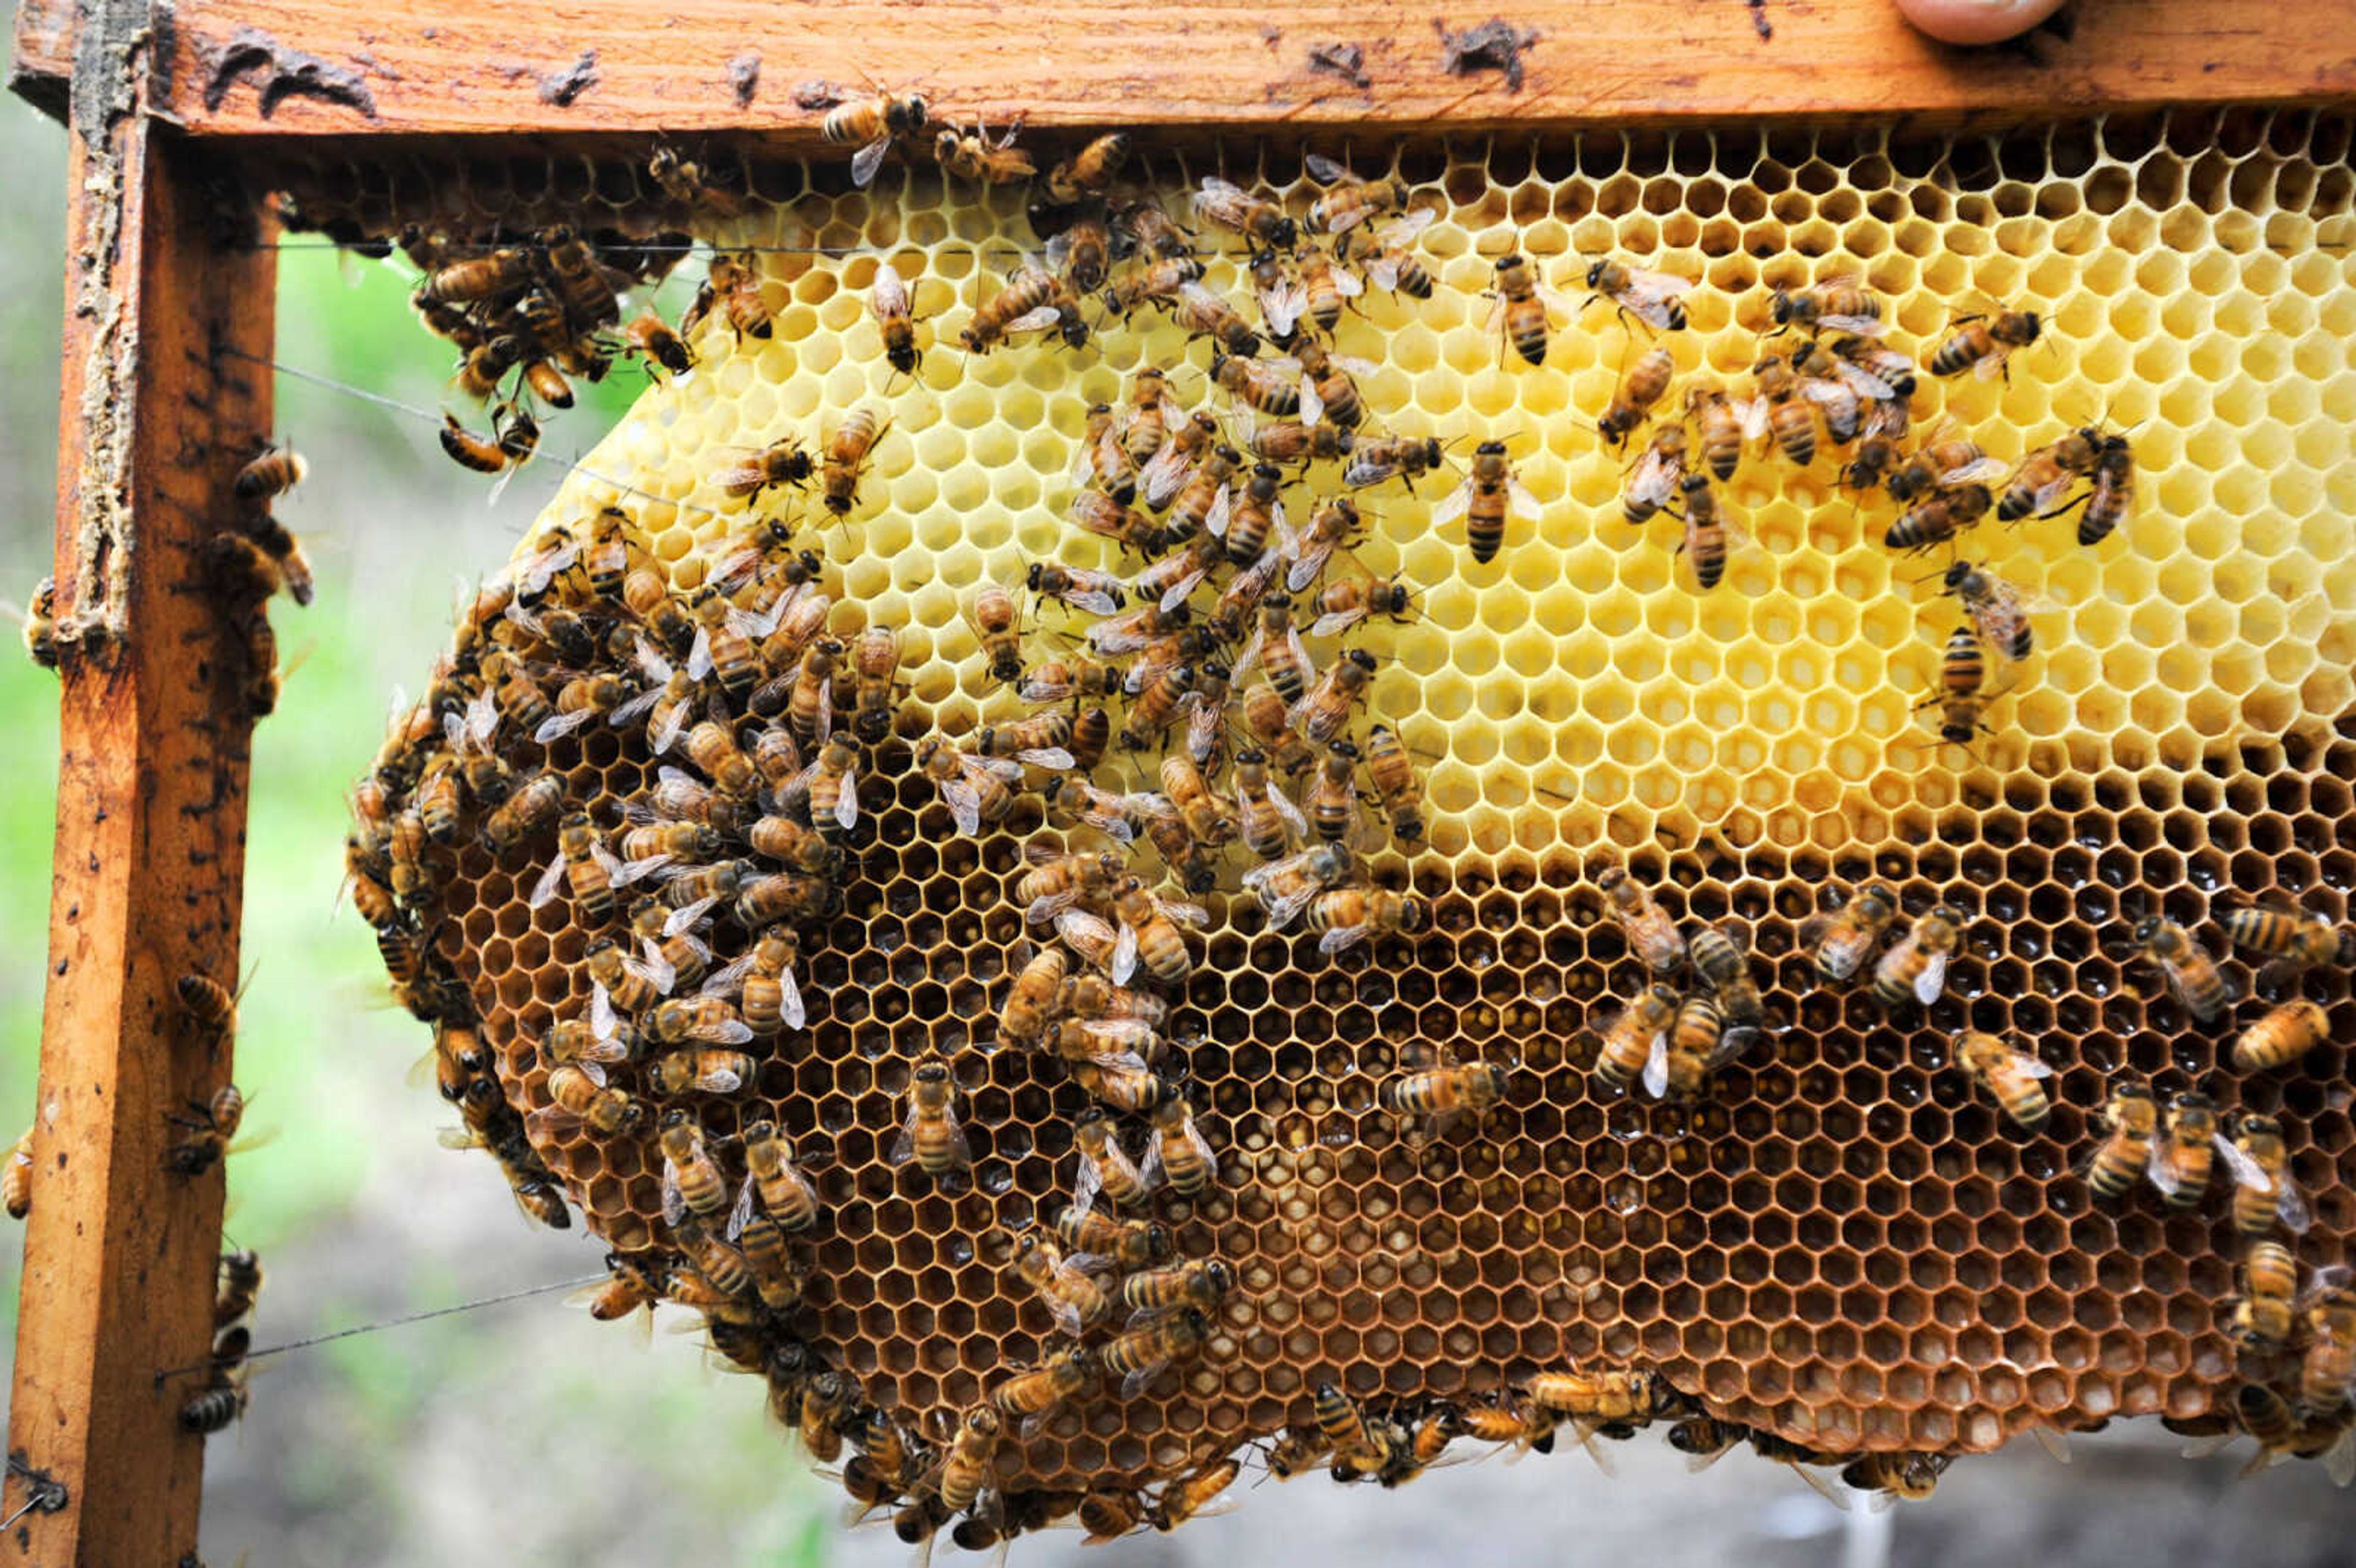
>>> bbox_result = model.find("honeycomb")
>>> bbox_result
[321,107,2356,1524]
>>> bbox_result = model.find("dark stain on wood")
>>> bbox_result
[536,48,598,107]
[197,24,379,118]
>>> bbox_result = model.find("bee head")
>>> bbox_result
[1345,648,1377,673]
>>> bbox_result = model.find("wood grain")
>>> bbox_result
[14,1,2356,139]
[2,51,275,1568]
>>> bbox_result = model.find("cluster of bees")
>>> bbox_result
[135,101,2335,1530]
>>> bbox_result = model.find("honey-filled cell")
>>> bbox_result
[323,109,2356,1528]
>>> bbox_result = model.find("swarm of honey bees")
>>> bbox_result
[248,106,2356,1536]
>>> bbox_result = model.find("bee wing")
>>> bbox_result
[1138,1134,1166,1193]
[1303,152,1352,184]
[1628,449,1680,509]
[1139,444,1197,509]
[464,687,501,748]
[1194,176,1247,209]
[1310,604,1367,638]
[1287,539,1337,594]
[687,625,715,682]
[700,948,760,999]
[1112,923,1140,986]
[1158,899,1211,928]
[1184,693,1226,759]
[820,761,857,831]
[2009,1050,2054,1080]
[528,851,569,909]
[1834,361,1898,400]
[664,893,721,937]
[1508,478,1542,519]
[661,1161,688,1228]
[636,938,677,995]
[780,966,806,1030]
[1641,1030,1672,1099]
[1363,254,1403,291]
[1799,378,1853,410]
[731,599,787,640]
[1233,624,1266,681]
[1265,780,1309,837]
[888,1104,922,1166]
[2028,467,2079,515]
[1298,379,1326,429]
[650,700,691,756]
[1004,304,1067,334]
[1283,623,1314,685]
[944,778,983,837]
[871,263,910,321]
[608,686,666,731]
[1942,457,2008,485]
[1818,313,1887,336]
[2215,1133,2273,1193]
[1182,1117,1218,1174]
[850,135,891,188]
[534,709,598,744]
[1973,346,2014,381]
[1317,921,1372,956]
[726,1173,756,1242]
[812,679,833,744]
[2147,1139,2184,1199]
[1017,748,1076,771]
[1912,950,1949,1006]
[1430,477,1474,529]
[609,851,674,888]
[1200,482,1233,539]
[1377,209,1439,247]
[1018,673,1072,703]
[1157,564,1210,613]
[1260,277,1308,340]
[690,1017,755,1047]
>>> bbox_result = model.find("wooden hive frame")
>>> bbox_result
[6,2,2352,1561]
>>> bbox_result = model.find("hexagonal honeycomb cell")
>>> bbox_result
[315,107,2356,1526]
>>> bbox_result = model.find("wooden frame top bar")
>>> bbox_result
[13,1,2356,142]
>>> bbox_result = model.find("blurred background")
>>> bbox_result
[0,72,2351,1568]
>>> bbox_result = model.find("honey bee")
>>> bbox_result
[820,88,928,187]
[1192,176,1296,248]
[529,812,629,923]
[177,1357,251,1435]
[1242,840,1358,927]
[617,311,692,377]
[1109,875,1207,988]
[796,1370,856,1462]
[1008,1231,1110,1338]
[1352,207,1439,298]
[1598,346,1676,448]
[162,1085,248,1178]
[439,413,509,473]
[1211,353,1302,421]
[2219,899,2352,986]
[1044,132,1130,203]
[1077,403,1144,504]
[1,1126,31,1220]
[2062,431,2135,545]
[585,934,668,1016]
[1592,982,1682,1097]
[1045,215,1113,295]
[647,994,757,1048]
[1952,1030,2054,1132]
[1153,1458,1242,1529]
[212,1247,265,1329]
[1227,749,1301,860]
[654,1109,731,1228]
[891,1055,971,1182]
[1301,153,1409,234]
[961,263,1086,353]
[528,1062,647,1142]
[1120,1258,1233,1323]
[15,576,58,670]
[1595,865,1687,977]
[2300,1282,2356,1424]
[1676,472,1747,591]
[1345,724,1424,844]
[1253,419,1355,471]
[1622,423,1687,525]
[1139,1093,1217,1196]
[1683,383,1745,481]
[734,1118,820,1233]
[1098,1306,1208,1398]
[1141,414,1226,517]
[1998,427,2104,522]
[1684,922,1765,1035]
[1068,490,1166,556]
[2233,1000,2332,1074]
[1281,495,1363,593]
[1289,646,1376,747]
[1840,1453,1950,1505]
[699,250,774,342]
[932,1405,1002,1517]
[2227,1239,2301,1351]
[2120,916,2235,1026]
[933,119,1036,185]
[916,739,1024,838]
[1941,561,2046,665]
[1382,1055,1512,1140]
[2150,1090,2220,1210]
[1873,904,1965,1009]
[1295,244,1363,334]
[1488,253,1563,366]
[2218,1112,2312,1238]
[1885,482,1995,556]
[1101,253,1207,317]
[1302,886,1428,956]
[1291,332,1377,431]
[1800,883,1902,984]
[715,439,813,505]
[1739,353,1818,467]
[1311,1382,1399,1481]
[2079,1082,2160,1201]
[1027,561,1126,621]
[1769,273,1885,336]
[956,583,1026,688]
[1584,256,1694,332]
[1841,398,1911,493]
[420,246,531,305]
[1063,1107,1150,1220]
[815,406,887,518]
[784,636,843,750]
[651,1047,756,1097]
[1077,1489,1145,1545]
[1930,307,2041,380]
[1012,847,1123,927]
[804,738,862,842]
[991,1345,1096,1439]
[1157,753,1235,849]
[1525,1367,1667,1424]
[1433,440,1539,565]
[175,968,249,1040]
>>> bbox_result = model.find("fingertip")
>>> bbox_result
[1894,0,2068,46]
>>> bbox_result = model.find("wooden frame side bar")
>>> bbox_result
[16,0,2356,140]
[4,13,274,1562]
